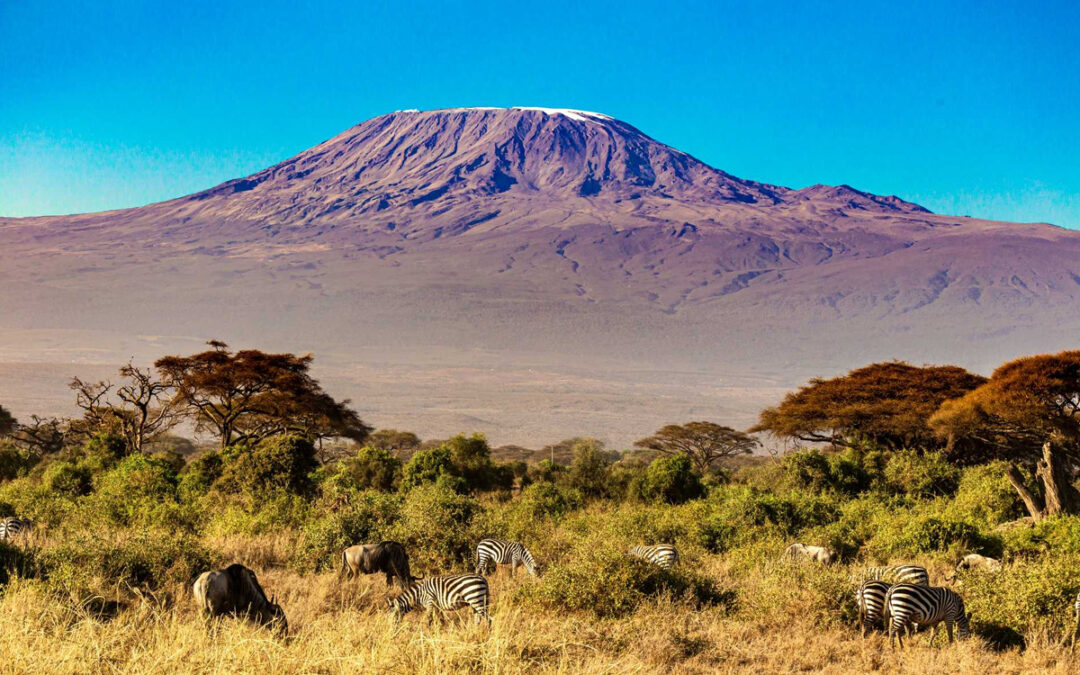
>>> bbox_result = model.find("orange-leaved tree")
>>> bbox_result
[929,350,1080,520]
[751,361,986,450]
[155,341,370,449]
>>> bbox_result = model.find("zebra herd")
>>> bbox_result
[854,564,972,647]
[197,538,680,627]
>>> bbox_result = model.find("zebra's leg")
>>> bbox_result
[926,623,937,647]
[509,560,516,578]
[946,620,954,644]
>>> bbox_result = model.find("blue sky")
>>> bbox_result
[2,1,1078,227]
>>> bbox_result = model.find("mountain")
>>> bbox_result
[2,107,1079,446]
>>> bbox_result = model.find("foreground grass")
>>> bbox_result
[2,541,1077,674]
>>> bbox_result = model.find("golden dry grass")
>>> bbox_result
[1,537,1078,674]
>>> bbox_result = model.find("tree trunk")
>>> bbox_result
[1035,440,1080,517]
[1006,464,1046,522]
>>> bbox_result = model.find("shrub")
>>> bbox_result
[882,450,959,498]
[330,446,402,492]
[399,446,454,491]
[177,451,223,500]
[962,554,1080,635]
[563,439,613,499]
[514,482,583,521]
[519,537,729,618]
[630,454,703,505]
[216,435,318,496]
[387,484,480,570]
[42,461,92,497]
[293,491,403,572]
[39,531,214,595]
[0,442,40,481]
[781,450,833,492]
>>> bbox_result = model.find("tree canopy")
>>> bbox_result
[634,421,759,472]
[929,350,1080,519]
[155,341,370,448]
[751,361,986,449]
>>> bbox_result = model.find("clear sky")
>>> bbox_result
[2,1,1078,227]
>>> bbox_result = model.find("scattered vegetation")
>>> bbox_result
[0,346,1078,672]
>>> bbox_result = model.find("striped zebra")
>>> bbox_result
[864,564,930,586]
[856,580,891,637]
[885,583,971,648]
[1072,591,1079,650]
[628,544,678,570]
[0,517,32,541]
[387,574,491,625]
[475,539,540,578]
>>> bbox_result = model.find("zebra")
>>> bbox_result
[0,517,32,541]
[628,544,678,570]
[885,583,971,648]
[864,564,930,586]
[856,580,892,637]
[386,574,490,625]
[1072,591,1079,650]
[475,539,540,578]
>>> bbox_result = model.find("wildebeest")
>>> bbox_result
[955,554,1003,574]
[783,543,837,565]
[340,541,415,588]
[193,564,287,632]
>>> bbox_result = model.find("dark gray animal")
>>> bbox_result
[193,564,287,632]
[341,541,415,588]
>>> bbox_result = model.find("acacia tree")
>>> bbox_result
[929,350,1080,520]
[635,422,759,472]
[70,363,181,454]
[751,362,986,450]
[155,341,370,448]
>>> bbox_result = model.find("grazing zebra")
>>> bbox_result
[856,580,892,637]
[864,564,930,586]
[475,539,540,577]
[629,544,678,570]
[387,574,490,625]
[0,517,32,541]
[885,583,971,648]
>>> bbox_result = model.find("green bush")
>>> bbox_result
[0,442,40,482]
[216,435,318,496]
[882,450,959,498]
[177,451,224,500]
[329,446,402,492]
[865,513,983,558]
[39,531,214,595]
[630,454,703,505]
[42,461,92,497]
[519,537,730,618]
[293,491,403,572]
[562,439,613,499]
[387,484,480,571]
[399,446,454,491]
[962,554,1080,636]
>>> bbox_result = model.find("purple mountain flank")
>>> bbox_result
[2,107,1079,446]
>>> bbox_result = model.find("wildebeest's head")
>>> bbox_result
[258,594,288,634]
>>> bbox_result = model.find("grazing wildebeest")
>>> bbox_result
[340,541,415,589]
[193,564,287,632]
[954,554,1003,574]
[783,543,837,565]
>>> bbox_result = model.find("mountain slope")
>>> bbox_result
[1,107,1078,445]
